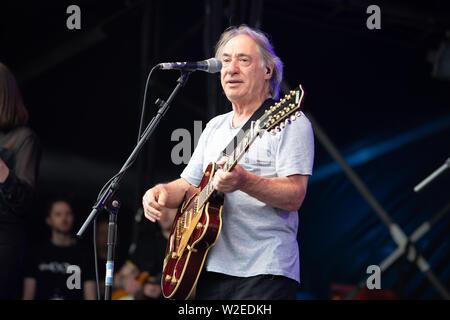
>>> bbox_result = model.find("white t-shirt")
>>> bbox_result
[180,108,314,283]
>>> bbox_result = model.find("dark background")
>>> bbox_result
[1,0,449,299]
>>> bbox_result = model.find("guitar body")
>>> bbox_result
[162,162,224,299]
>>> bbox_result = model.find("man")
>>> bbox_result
[142,25,314,300]
[23,199,96,300]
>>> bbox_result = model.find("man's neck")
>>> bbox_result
[231,90,271,128]
[51,231,75,247]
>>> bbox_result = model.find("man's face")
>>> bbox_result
[46,201,74,234]
[220,34,271,105]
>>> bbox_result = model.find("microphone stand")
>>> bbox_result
[76,70,192,300]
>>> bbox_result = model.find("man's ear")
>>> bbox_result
[265,64,274,79]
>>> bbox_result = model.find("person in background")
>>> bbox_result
[22,198,96,300]
[0,61,40,300]
[113,207,177,300]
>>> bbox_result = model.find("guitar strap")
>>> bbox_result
[220,98,275,159]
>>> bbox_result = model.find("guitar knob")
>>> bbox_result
[275,126,281,132]
[280,122,285,129]
[290,115,296,121]
[295,111,301,117]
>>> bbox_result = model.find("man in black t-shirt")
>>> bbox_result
[22,199,96,300]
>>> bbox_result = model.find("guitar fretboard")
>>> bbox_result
[195,121,260,212]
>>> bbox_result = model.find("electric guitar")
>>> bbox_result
[161,84,305,299]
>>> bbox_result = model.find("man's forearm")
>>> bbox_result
[241,172,307,212]
[161,178,191,208]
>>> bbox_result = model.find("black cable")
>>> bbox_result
[93,218,101,300]
[137,65,160,143]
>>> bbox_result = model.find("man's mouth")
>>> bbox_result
[226,80,243,85]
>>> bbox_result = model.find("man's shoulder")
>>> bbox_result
[205,110,233,129]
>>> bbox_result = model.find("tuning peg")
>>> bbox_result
[295,111,301,117]
[290,115,296,121]
[285,118,291,125]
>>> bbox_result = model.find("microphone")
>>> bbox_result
[157,58,222,73]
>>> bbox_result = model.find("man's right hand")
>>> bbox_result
[142,184,169,222]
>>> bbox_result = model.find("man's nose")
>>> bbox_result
[226,59,240,73]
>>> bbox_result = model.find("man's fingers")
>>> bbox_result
[158,187,168,207]
[142,189,165,222]
[216,156,228,166]
[143,201,159,222]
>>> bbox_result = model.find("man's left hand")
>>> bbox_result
[212,157,249,193]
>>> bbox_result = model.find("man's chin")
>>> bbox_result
[224,91,245,103]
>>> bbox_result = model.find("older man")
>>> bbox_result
[142,25,314,300]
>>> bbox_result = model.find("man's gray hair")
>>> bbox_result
[214,25,283,100]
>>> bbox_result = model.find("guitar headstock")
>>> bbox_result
[258,84,305,135]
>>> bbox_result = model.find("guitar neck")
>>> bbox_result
[196,123,260,211]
